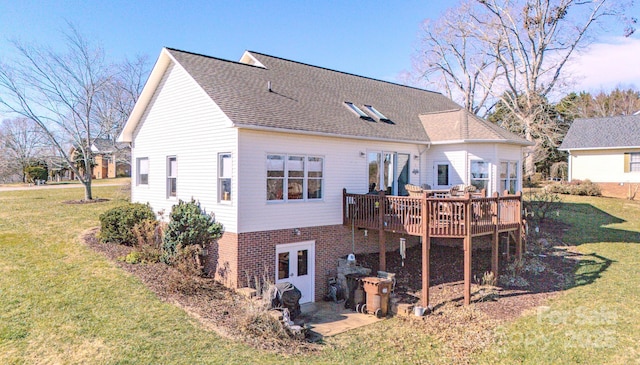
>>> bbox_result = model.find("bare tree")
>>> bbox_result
[0,26,112,200]
[415,1,501,117]
[418,0,631,176]
[0,117,48,182]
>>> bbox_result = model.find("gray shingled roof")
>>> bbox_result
[167,48,469,143]
[560,115,640,150]
[419,109,528,143]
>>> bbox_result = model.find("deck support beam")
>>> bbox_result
[421,193,430,309]
[464,194,472,306]
[378,190,386,271]
[491,192,499,279]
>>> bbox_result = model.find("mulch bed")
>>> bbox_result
[357,220,578,323]
[82,219,580,356]
[63,198,110,204]
[82,228,319,355]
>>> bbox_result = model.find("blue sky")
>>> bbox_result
[1,0,639,103]
[0,1,451,82]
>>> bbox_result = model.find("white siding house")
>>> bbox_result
[560,116,640,183]
[119,48,531,302]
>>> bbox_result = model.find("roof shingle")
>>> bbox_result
[560,115,640,150]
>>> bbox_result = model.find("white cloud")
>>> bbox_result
[566,37,640,93]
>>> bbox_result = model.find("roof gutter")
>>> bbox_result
[430,139,534,146]
[559,146,640,151]
[233,123,432,145]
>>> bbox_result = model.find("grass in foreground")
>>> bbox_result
[0,187,639,364]
[476,195,640,364]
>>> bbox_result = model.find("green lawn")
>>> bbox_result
[477,195,640,364]
[1,187,638,364]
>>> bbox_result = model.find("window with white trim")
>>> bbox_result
[436,163,450,186]
[630,153,640,172]
[470,160,489,192]
[137,157,149,185]
[267,154,323,201]
[500,161,519,194]
[218,153,232,202]
[167,156,177,198]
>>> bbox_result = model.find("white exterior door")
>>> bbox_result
[275,241,315,303]
[434,161,451,189]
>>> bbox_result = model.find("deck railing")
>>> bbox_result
[343,189,522,238]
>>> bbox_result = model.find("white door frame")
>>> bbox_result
[433,161,451,188]
[275,240,315,303]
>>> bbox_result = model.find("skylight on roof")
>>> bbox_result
[364,105,391,122]
[345,102,371,119]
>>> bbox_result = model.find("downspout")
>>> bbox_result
[567,151,572,182]
[418,143,431,187]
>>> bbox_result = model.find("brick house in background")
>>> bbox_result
[118,48,530,303]
[69,138,131,180]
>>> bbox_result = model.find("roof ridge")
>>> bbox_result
[165,47,267,70]
[246,50,444,95]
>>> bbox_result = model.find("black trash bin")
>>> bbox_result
[345,273,367,310]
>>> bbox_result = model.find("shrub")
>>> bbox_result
[131,219,164,263]
[162,199,223,262]
[99,203,156,245]
[524,189,562,225]
[166,246,206,293]
[25,165,48,183]
[546,179,601,196]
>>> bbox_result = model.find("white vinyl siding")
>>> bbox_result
[237,129,421,233]
[569,149,640,183]
[130,62,238,231]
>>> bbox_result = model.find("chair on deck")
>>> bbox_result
[405,184,424,197]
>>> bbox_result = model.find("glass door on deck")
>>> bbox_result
[368,151,410,195]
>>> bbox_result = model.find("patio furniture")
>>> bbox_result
[405,184,424,197]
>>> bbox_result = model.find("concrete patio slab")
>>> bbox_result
[296,301,383,338]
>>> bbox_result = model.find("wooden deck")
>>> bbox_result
[342,189,525,308]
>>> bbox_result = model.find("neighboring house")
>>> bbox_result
[560,115,640,184]
[69,138,131,180]
[118,48,531,303]
[90,138,131,179]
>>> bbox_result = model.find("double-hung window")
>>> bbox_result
[500,161,519,194]
[219,153,232,202]
[626,153,640,172]
[137,157,149,185]
[267,154,323,201]
[470,160,490,192]
[167,156,177,198]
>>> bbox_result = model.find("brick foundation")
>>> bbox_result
[204,224,420,302]
[597,182,640,200]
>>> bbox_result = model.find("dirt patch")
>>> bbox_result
[82,228,319,355]
[63,198,110,204]
[356,231,578,323]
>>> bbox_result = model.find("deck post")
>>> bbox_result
[342,188,347,226]
[515,191,523,260]
[421,192,430,309]
[378,190,386,271]
[491,192,499,278]
[464,193,472,306]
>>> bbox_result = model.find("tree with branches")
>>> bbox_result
[0,117,48,182]
[417,0,632,176]
[0,26,147,199]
